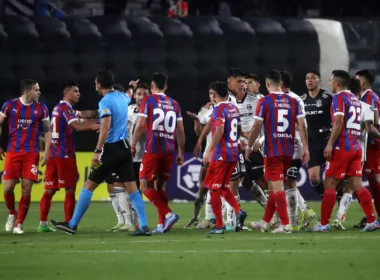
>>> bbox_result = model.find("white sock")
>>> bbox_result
[221,197,227,219]
[251,182,267,208]
[205,191,213,220]
[285,188,298,227]
[226,195,239,227]
[114,187,133,226]
[296,188,309,213]
[109,193,124,225]
[336,193,352,222]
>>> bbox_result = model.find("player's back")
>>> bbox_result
[211,102,240,162]
[50,101,77,158]
[256,92,302,157]
[1,97,49,153]
[361,89,380,149]
[285,91,306,140]
[331,91,361,151]
[139,93,182,154]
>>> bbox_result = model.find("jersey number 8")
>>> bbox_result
[152,108,176,133]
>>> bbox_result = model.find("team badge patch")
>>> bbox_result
[316,100,322,107]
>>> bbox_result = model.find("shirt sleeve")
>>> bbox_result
[63,106,78,125]
[362,93,378,111]
[138,96,150,118]
[41,103,50,121]
[363,104,374,123]
[295,100,305,119]
[0,100,11,118]
[332,94,345,116]
[213,106,225,127]
[98,97,112,118]
[254,98,265,121]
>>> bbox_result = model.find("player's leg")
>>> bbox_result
[307,149,324,197]
[284,162,300,231]
[333,183,353,230]
[62,158,79,223]
[106,182,125,231]
[367,172,380,218]
[225,160,241,231]
[113,182,135,231]
[196,189,215,229]
[354,158,372,228]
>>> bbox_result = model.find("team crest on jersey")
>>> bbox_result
[316,100,322,107]
[247,105,252,111]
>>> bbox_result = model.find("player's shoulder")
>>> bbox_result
[3,98,17,106]
[321,89,333,99]
[128,103,137,110]
[360,100,374,111]
[245,92,261,102]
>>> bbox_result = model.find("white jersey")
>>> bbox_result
[228,92,238,106]
[360,101,375,162]
[198,105,213,151]
[127,104,145,162]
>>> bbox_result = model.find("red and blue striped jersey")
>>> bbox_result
[331,91,361,151]
[211,102,240,162]
[255,92,304,158]
[50,101,78,158]
[139,93,182,154]
[361,89,380,150]
[0,98,49,153]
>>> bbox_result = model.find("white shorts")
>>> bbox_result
[293,139,302,160]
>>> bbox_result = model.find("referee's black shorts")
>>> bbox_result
[89,139,135,184]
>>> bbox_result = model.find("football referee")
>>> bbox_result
[52,70,150,236]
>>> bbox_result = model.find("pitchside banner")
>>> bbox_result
[0,152,370,202]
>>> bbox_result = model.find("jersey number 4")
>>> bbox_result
[152,108,176,133]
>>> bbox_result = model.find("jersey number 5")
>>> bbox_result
[277,109,289,132]
[152,108,176,133]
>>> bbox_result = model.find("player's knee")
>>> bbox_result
[84,180,98,191]
[107,184,114,194]
[45,189,56,197]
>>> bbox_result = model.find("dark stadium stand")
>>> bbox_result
[0,16,320,151]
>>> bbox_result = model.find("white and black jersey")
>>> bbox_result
[228,91,238,107]
[198,105,213,151]
[360,101,375,162]
[236,92,262,133]
[127,104,145,162]
[301,89,333,149]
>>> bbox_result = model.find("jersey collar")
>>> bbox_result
[270,91,284,95]
[154,92,166,96]
[236,93,247,104]
[19,97,33,106]
[60,100,73,108]
[215,101,230,106]
[362,89,372,98]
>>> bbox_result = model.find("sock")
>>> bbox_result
[355,187,376,223]
[273,191,289,226]
[296,188,309,213]
[114,187,133,226]
[336,181,346,204]
[4,192,16,215]
[311,181,324,197]
[250,182,267,208]
[285,188,298,226]
[209,190,223,228]
[368,177,380,217]
[16,195,31,225]
[220,187,240,214]
[193,189,206,220]
[226,195,239,225]
[263,191,276,223]
[144,188,171,223]
[109,193,124,225]
[69,188,93,228]
[205,191,213,220]
[320,188,336,226]
[221,197,227,219]
[64,191,76,222]
[335,193,352,221]
[129,190,148,227]
[158,189,169,224]
[40,191,53,222]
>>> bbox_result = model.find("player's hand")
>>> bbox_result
[245,148,252,161]
[40,150,49,167]
[0,147,5,160]
[92,123,101,133]
[176,152,184,166]
[324,144,333,160]
[252,141,262,152]
[129,79,140,90]
[92,152,101,168]
[202,102,213,109]
[131,146,136,158]
[301,149,310,165]
[186,111,199,121]
[203,150,210,166]
[193,141,202,158]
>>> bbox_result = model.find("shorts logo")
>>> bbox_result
[31,165,38,176]
[140,164,143,171]
[365,169,371,174]
[341,173,346,178]
[356,170,362,175]
[59,180,65,184]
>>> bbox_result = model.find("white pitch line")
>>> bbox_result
[0,235,379,247]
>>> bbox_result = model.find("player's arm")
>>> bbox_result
[186,111,202,136]
[95,116,111,152]
[203,124,223,166]
[193,119,211,157]
[126,79,140,100]
[0,113,6,159]
[41,117,52,166]
[297,116,309,164]
[247,119,263,148]
[76,110,98,119]
[71,119,99,131]
[324,115,343,159]
[176,119,185,165]
[131,116,146,154]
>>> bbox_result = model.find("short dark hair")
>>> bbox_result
[62,81,79,93]
[136,82,150,91]
[152,72,167,90]
[209,81,228,98]
[307,70,320,77]
[265,69,281,85]
[348,78,361,95]
[332,70,350,88]
[113,83,125,92]
[20,79,38,94]
[228,68,245,78]
[280,71,292,88]
[246,74,260,83]
[96,70,115,88]
[356,69,375,85]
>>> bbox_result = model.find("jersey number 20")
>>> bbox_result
[152,108,176,133]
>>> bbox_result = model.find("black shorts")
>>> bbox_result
[133,162,141,188]
[286,159,302,181]
[245,151,264,181]
[88,139,135,184]
[231,151,245,181]
[308,148,326,169]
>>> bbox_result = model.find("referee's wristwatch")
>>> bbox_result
[94,148,102,154]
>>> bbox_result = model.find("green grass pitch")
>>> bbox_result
[0,202,379,280]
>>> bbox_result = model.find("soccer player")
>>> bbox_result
[279,71,316,230]
[246,70,309,234]
[310,70,379,232]
[332,78,379,230]
[301,71,333,197]
[131,73,185,233]
[354,69,380,228]
[245,73,264,99]
[38,82,99,232]
[202,81,247,234]
[0,79,51,234]
[51,70,150,236]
